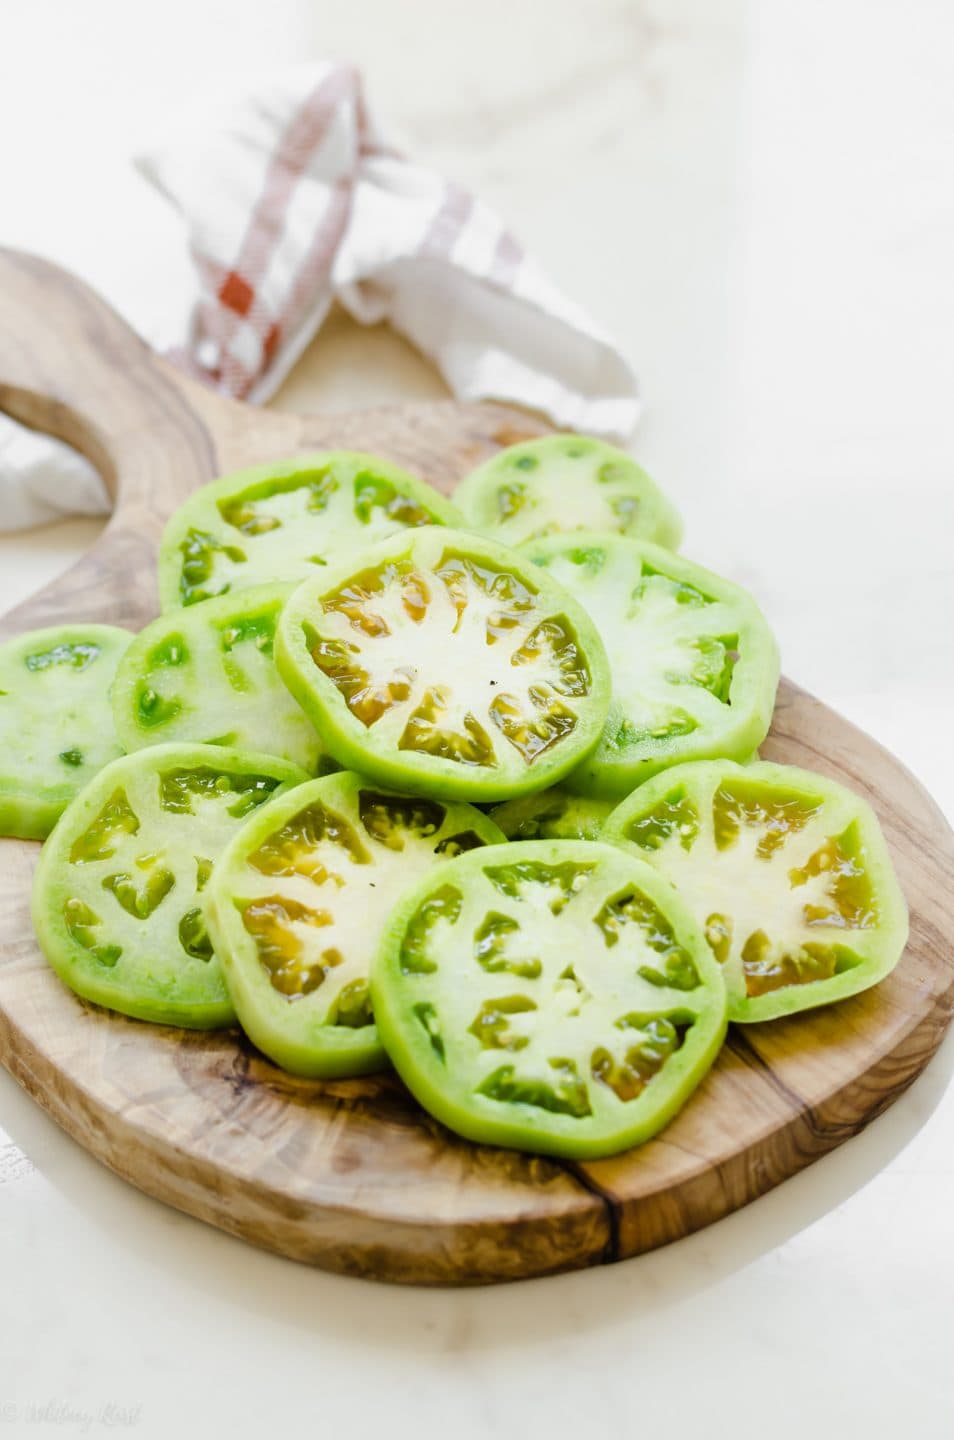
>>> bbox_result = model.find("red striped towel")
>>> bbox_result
[138,62,639,432]
[1,62,638,530]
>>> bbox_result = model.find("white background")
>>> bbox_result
[0,2,952,1436]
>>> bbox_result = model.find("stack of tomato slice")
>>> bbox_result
[1,440,905,1159]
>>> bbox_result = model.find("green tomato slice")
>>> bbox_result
[603,759,909,1022]
[275,528,612,802]
[0,625,132,839]
[112,584,327,773]
[32,744,308,1028]
[205,771,505,1077]
[454,435,682,549]
[158,451,463,609]
[490,787,614,841]
[371,839,727,1159]
[523,533,780,798]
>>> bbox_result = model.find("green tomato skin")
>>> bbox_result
[371,840,728,1160]
[603,759,909,1023]
[522,534,780,800]
[205,771,506,1078]
[111,583,326,773]
[0,624,132,840]
[32,744,309,1029]
[157,451,464,611]
[275,528,613,804]
[490,787,614,841]
[453,435,683,550]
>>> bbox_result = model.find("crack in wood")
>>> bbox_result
[560,1161,620,1264]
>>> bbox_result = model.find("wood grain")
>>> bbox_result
[0,248,951,1284]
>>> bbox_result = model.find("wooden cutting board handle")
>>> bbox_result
[0,248,547,636]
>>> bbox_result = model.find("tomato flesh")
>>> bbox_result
[32,745,308,1027]
[604,760,908,1021]
[454,436,682,549]
[0,625,132,839]
[205,771,505,1076]
[371,839,726,1158]
[523,535,779,798]
[158,452,463,609]
[112,584,326,772]
[276,529,612,802]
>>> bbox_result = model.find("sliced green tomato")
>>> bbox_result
[158,451,463,610]
[454,436,682,549]
[490,787,614,841]
[111,584,327,772]
[205,771,505,1077]
[0,625,132,840]
[603,759,909,1022]
[371,840,726,1159]
[32,744,308,1028]
[275,528,611,803]
[523,534,779,799]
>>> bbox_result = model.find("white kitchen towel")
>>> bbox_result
[1,62,639,531]
[0,414,112,530]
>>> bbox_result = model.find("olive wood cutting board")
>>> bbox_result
[0,249,951,1285]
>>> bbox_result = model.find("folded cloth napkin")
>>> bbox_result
[0,414,113,529]
[1,62,639,532]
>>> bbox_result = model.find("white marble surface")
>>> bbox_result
[1,2,953,1435]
